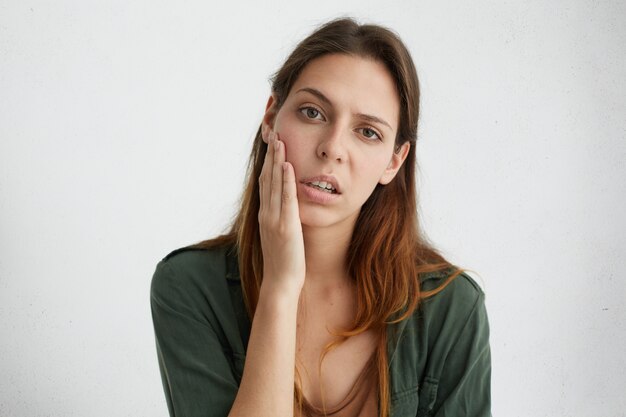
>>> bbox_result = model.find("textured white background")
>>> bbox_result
[1,1,625,416]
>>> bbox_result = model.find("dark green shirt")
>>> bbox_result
[150,244,491,417]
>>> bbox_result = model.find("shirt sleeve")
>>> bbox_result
[150,260,239,417]
[420,290,492,417]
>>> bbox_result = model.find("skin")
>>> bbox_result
[260,53,410,292]
[228,53,410,417]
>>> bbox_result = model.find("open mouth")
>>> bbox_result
[306,182,338,194]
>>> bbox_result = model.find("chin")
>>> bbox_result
[298,206,359,231]
[299,216,337,229]
[297,208,339,229]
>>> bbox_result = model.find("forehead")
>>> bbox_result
[289,54,400,128]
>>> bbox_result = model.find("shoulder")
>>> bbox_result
[158,244,230,274]
[420,268,485,304]
[150,243,238,308]
[416,269,488,332]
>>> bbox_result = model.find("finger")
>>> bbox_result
[259,132,275,217]
[268,135,284,221]
[281,161,300,226]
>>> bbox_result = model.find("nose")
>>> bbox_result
[316,127,346,162]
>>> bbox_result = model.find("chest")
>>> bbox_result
[294,287,379,416]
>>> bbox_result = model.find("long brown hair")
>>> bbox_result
[191,17,466,417]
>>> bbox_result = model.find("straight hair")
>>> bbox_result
[191,17,466,417]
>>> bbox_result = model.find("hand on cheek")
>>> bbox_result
[257,130,305,294]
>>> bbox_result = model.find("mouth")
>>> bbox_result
[298,181,341,204]
[304,181,338,194]
[299,175,342,194]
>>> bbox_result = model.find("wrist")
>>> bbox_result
[259,279,303,304]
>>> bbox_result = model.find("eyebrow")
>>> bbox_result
[295,87,393,131]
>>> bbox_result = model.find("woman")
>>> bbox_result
[150,17,491,417]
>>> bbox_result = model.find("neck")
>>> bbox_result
[301,219,355,289]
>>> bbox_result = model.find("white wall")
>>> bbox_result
[1,1,624,416]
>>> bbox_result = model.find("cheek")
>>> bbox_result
[359,155,391,186]
[282,140,307,178]
[276,125,312,168]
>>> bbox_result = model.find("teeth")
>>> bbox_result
[311,180,336,191]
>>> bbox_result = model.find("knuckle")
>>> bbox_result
[278,223,290,236]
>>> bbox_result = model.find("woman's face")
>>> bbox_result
[262,53,410,230]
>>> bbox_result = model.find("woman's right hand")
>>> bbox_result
[258,130,306,295]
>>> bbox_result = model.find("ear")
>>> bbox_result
[261,93,279,143]
[378,142,411,185]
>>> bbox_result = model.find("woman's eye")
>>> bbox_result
[360,127,382,141]
[299,107,381,141]
[299,106,324,121]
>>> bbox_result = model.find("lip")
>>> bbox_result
[299,175,341,194]
[298,182,341,204]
